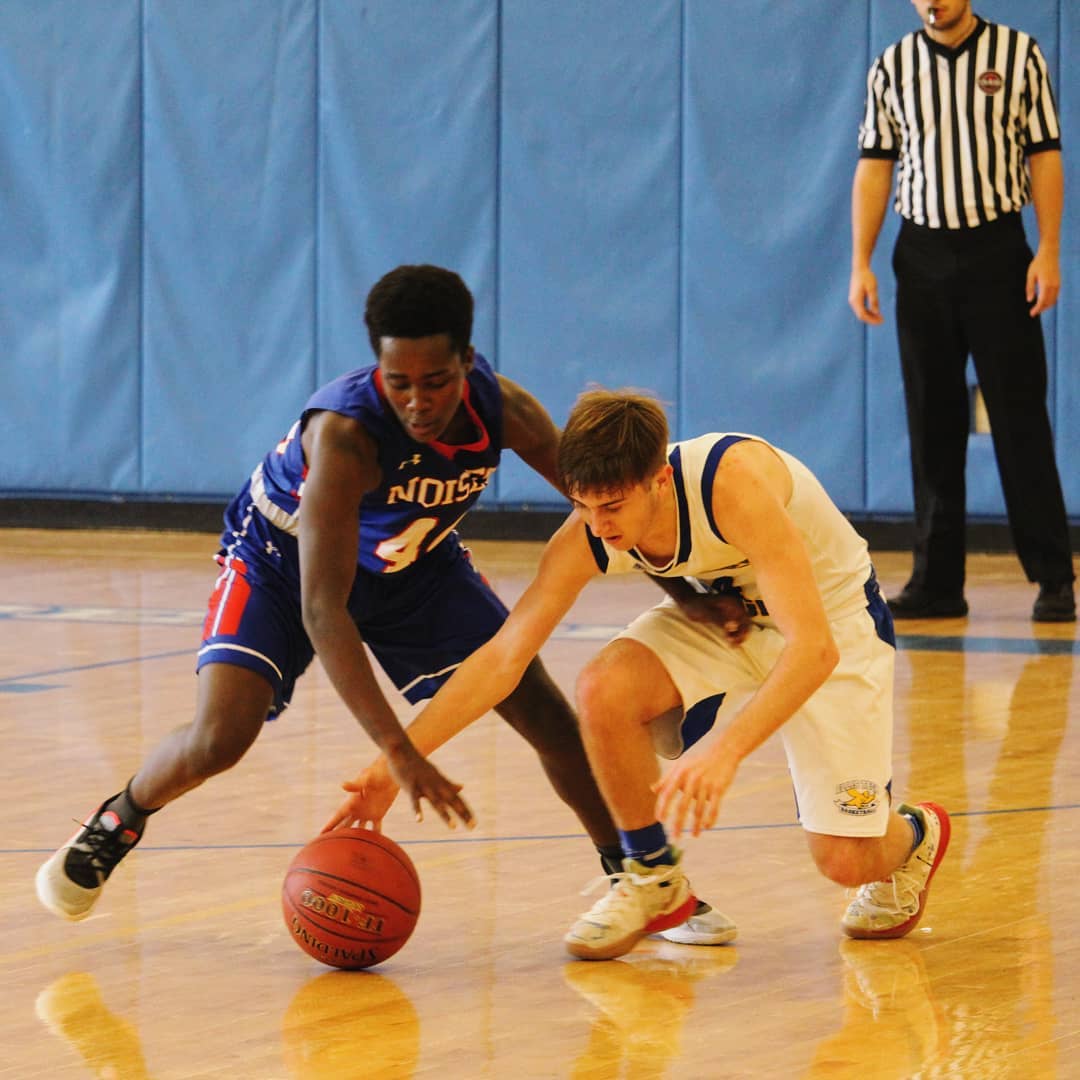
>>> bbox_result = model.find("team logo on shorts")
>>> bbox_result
[834,780,880,816]
[977,70,1003,94]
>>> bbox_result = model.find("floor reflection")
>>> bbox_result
[36,972,151,1080]
[564,947,739,1077]
[280,969,420,1080]
[806,940,946,1077]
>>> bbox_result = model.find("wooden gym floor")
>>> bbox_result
[3,527,1078,1079]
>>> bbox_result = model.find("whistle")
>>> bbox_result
[928,9,937,24]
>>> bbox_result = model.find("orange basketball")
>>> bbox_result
[282,828,421,969]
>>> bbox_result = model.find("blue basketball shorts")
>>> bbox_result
[197,498,508,718]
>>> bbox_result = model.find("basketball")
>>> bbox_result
[282,828,421,970]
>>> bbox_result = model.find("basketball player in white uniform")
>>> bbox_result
[327,388,951,961]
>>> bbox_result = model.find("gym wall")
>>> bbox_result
[1,0,1075,520]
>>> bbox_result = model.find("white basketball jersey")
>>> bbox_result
[586,433,873,626]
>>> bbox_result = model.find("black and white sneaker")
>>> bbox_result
[36,796,144,921]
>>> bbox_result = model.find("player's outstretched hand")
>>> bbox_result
[386,744,475,831]
[321,761,401,833]
[653,748,738,839]
[679,592,752,645]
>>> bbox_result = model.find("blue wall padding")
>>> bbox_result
[0,0,142,491]
[682,0,870,510]
[0,0,1075,523]
[318,0,498,383]
[498,0,682,503]
[142,1,317,494]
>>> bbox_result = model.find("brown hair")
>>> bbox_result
[557,388,669,496]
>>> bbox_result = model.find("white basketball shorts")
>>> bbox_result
[618,599,895,838]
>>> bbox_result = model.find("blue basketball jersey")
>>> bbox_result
[200,354,511,715]
[250,354,503,574]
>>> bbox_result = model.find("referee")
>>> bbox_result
[848,0,1074,623]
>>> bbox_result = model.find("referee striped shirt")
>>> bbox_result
[858,18,1061,230]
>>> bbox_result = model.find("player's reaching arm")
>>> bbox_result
[496,373,563,489]
[647,574,752,644]
[298,409,472,827]
[654,440,839,837]
[322,513,600,831]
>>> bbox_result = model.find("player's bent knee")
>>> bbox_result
[574,664,631,733]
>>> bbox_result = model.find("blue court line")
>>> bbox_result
[897,634,1077,656]
[1,627,1076,693]
[9,802,1079,857]
[0,650,191,691]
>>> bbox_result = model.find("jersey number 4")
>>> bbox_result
[373,513,466,572]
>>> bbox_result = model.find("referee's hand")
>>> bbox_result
[1027,248,1060,317]
[849,267,884,325]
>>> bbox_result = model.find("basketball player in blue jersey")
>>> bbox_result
[331,388,951,960]
[36,266,734,948]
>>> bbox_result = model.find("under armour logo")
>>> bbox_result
[264,540,280,558]
[398,453,423,469]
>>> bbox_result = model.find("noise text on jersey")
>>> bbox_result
[387,466,496,508]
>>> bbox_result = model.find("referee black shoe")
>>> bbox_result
[886,586,968,619]
[1033,582,1076,623]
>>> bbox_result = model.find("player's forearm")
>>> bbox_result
[649,575,700,605]
[306,612,413,757]
[405,644,530,757]
[714,636,838,762]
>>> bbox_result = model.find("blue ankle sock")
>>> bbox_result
[618,823,674,867]
[902,808,925,853]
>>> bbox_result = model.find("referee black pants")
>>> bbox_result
[892,212,1073,593]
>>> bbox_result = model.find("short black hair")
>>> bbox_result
[364,264,474,358]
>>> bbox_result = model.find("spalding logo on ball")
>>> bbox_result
[282,828,421,969]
